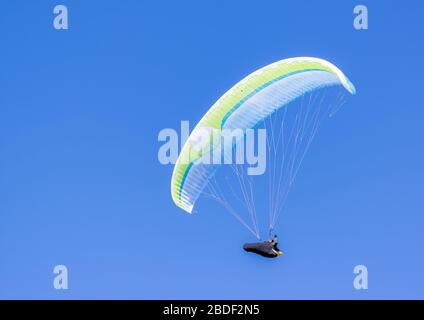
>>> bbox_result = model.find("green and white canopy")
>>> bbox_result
[171,57,356,213]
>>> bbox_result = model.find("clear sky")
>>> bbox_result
[0,0,423,299]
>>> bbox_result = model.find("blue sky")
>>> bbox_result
[0,0,423,299]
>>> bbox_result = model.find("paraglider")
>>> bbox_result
[243,235,282,258]
[170,57,356,258]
